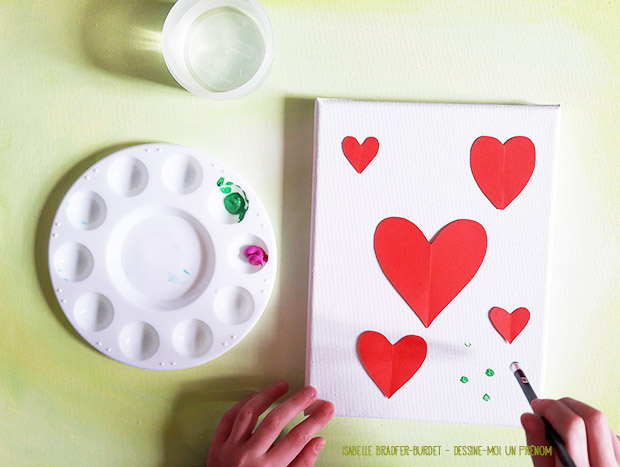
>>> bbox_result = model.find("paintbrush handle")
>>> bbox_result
[511,362,576,467]
[542,418,576,467]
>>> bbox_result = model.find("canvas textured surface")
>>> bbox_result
[306,98,561,426]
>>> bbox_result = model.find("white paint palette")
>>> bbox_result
[48,144,277,370]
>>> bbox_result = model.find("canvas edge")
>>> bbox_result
[304,98,323,386]
[539,105,563,400]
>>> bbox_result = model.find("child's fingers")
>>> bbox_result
[288,437,326,467]
[210,393,257,447]
[520,412,547,445]
[304,400,324,417]
[249,386,318,452]
[558,397,617,467]
[530,399,589,467]
[520,413,554,467]
[266,400,334,464]
[228,380,289,444]
[610,429,620,465]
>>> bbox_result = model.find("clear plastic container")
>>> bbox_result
[162,0,273,99]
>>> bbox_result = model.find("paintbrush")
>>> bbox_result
[510,362,576,467]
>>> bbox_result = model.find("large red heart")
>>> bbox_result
[470,136,535,210]
[489,307,530,344]
[342,136,379,173]
[375,218,487,328]
[358,331,427,398]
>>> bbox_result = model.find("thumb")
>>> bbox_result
[521,413,554,467]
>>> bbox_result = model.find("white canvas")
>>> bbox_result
[306,98,560,426]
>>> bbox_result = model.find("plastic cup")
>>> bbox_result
[162,0,273,99]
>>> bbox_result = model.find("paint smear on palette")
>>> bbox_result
[217,177,249,222]
[167,272,190,284]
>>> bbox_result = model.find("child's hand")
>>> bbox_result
[521,398,620,466]
[207,380,335,467]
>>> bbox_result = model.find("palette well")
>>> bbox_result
[48,143,277,370]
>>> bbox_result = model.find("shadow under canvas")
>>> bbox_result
[256,97,316,380]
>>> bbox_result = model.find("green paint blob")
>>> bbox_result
[464,342,472,347]
[224,193,247,221]
[224,193,244,213]
[483,393,490,401]
[217,177,249,222]
[485,369,495,377]
[460,376,468,384]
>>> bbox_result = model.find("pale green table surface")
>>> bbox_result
[1,1,619,466]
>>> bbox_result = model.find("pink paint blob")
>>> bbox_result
[244,246,268,266]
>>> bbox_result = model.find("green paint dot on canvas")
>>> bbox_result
[486,369,495,377]
[217,177,224,186]
[460,376,468,383]
[464,342,472,347]
[483,393,490,401]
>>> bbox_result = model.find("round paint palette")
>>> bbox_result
[48,144,277,370]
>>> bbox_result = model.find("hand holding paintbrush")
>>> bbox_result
[513,362,620,467]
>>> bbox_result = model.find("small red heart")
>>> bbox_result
[470,136,535,210]
[375,218,487,328]
[342,136,379,173]
[358,331,427,398]
[489,307,530,344]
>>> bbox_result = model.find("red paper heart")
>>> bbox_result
[342,136,379,173]
[489,307,530,344]
[375,218,487,328]
[470,136,536,210]
[358,331,427,398]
